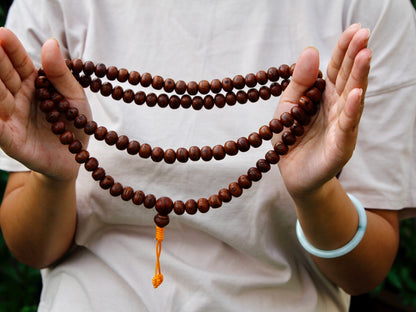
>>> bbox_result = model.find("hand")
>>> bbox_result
[0,28,91,181]
[273,24,372,197]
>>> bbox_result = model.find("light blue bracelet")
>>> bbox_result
[296,193,367,258]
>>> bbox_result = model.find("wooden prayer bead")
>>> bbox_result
[232,75,245,89]
[175,80,187,94]
[214,94,226,108]
[128,71,140,85]
[66,107,79,120]
[155,197,174,215]
[116,135,129,150]
[197,198,210,213]
[52,121,66,134]
[224,140,238,156]
[139,143,152,158]
[164,149,176,164]
[229,182,242,197]
[247,167,262,181]
[201,146,213,161]
[173,200,185,215]
[107,66,118,80]
[152,75,164,90]
[69,140,83,154]
[274,141,289,155]
[259,125,273,140]
[211,79,222,93]
[100,82,113,97]
[180,95,192,108]
[259,86,271,100]
[298,96,315,115]
[151,147,165,162]
[75,150,90,164]
[256,159,271,173]
[270,83,282,96]
[169,95,181,109]
[238,174,252,189]
[282,131,296,146]
[185,199,198,215]
[204,95,215,109]
[248,132,262,148]
[267,67,279,81]
[134,91,146,105]
[158,94,169,108]
[291,106,310,126]
[35,76,50,88]
[72,59,83,74]
[95,63,107,77]
[218,188,232,202]
[212,145,225,160]
[46,110,60,123]
[127,140,141,155]
[269,119,283,133]
[164,78,175,93]
[237,137,250,152]
[256,70,268,85]
[208,195,222,208]
[281,79,290,90]
[265,150,279,164]
[280,112,294,127]
[82,61,95,75]
[245,73,257,87]
[305,87,322,104]
[39,99,55,113]
[60,131,74,145]
[141,73,152,87]
[85,157,99,171]
[176,147,189,163]
[79,75,91,88]
[56,99,69,112]
[188,146,201,161]
[118,68,129,82]
[314,78,326,92]
[236,91,248,104]
[123,89,135,103]
[198,80,210,94]
[94,126,107,140]
[187,81,198,95]
[132,190,145,205]
[291,122,305,137]
[192,96,204,110]
[154,214,170,227]
[225,92,236,106]
[144,194,156,208]
[278,64,290,79]
[100,175,114,189]
[121,186,134,201]
[36,88,51,100]
[105,131,118,145]
[222,77,233,92]
[247,89,259,102]
[92,168,106,181]
[110,183,123,196]
[146,93,157,107]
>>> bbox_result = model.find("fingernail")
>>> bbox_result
[49,38,60,48]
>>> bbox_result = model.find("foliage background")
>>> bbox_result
[0,0,415,311]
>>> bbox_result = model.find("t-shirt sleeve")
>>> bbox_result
[339,0,416,217]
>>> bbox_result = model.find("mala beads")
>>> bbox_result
[35,59,325,288]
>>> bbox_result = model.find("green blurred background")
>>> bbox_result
[0,1,415,311]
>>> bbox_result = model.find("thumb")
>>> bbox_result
[41,38,85,102]
[280,47,320,105]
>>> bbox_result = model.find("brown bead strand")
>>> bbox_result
[36,61,325,228]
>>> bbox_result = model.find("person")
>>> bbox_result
[0,0,415,311]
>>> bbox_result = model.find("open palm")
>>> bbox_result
[274,25,372,197]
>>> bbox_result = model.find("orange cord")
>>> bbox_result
[153,226,164,288]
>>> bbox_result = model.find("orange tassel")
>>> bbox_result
[153,226,164,288]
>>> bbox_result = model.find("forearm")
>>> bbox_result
[294,178,399,295]
[0,171,77,269]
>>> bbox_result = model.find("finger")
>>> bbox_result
[326,24,361,84]
[0,28,36,83]
[41,39,85,102]
[279,47,320,105]
[0,77,16,121]
[341,48,371,107]
[335,28,370,95]
[337,87,364,135]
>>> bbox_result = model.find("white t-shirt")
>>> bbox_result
[2,0,416,311]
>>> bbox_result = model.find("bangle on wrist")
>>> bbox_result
[296,193,367,258]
